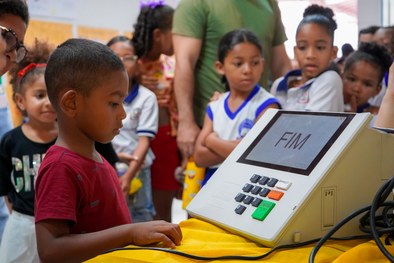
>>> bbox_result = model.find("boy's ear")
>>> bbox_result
[215,61,225,76]
[13,93,26,112]
[59,90,78,117]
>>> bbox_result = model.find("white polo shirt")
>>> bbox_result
[271,70,344,112]
[112,85,158,168]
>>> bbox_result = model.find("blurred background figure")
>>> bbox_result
[336,43,355,73]
[358,25,380,45]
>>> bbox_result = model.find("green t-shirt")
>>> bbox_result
[173,0,288,126]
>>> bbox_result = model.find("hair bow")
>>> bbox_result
[140,0,165,9]
[17,63,47,78]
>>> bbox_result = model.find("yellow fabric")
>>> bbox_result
[86,218,393,263]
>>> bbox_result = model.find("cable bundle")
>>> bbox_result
[309,177,394,262]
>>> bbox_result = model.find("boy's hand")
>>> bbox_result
[130,221,183,248]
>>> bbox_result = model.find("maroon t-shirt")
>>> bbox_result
[35,145,131,233]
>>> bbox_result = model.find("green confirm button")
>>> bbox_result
[252,200,276,221]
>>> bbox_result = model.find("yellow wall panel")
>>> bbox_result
[24,20,73,47]
[77,26,119,44]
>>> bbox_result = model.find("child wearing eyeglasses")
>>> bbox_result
[0,39,55,263]
[107,35,159,223]
[0,0,29,76]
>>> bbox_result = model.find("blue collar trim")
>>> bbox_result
[124,82,139,104]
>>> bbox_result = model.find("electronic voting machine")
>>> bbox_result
[187,109,394,247]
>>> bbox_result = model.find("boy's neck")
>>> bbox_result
[56,122,102,163]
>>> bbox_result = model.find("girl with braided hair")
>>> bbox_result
[132,1,183,223]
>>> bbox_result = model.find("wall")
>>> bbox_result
[358,0,382,29]
[27,0,181,45]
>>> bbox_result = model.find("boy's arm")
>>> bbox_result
[118,136,150,195]
[193,114,223,167]
[36,219,182,263]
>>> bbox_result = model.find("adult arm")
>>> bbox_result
[36,219,182,263]
[173,34,202,161]
[270,44,291,81]
[375,62,394,128]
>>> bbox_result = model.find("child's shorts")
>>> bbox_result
[0,210,39,263]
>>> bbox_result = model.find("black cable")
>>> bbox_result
[309,177,394,263]
[102,238,320,261]
[308,204,371,263]
[369,177,394,262]
[101,180,394,262]
[101,235,371,261]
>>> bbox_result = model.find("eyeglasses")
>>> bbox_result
[120,55,137,63]
[0,25,28,63]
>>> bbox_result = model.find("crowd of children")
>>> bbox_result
[2,0,394,262]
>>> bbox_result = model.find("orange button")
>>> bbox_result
[268,190,284,201]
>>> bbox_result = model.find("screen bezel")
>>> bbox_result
[237,111,355,175]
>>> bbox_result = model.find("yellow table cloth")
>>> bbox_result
[86,218,394,263]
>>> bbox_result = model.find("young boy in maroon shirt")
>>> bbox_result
[34,38,182,263]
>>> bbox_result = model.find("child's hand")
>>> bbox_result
[174,166,185,184]
[140,73,159,91]
[118,175,132,196]
[129,220,183,248]
[209,91,222,102]
[155,90,171,107]
[348,95,358,112]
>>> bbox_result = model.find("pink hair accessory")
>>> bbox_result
[17,63,47,78]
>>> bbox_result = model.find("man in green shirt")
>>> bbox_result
[173,0,291,160]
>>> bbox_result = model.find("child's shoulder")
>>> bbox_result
[208,91,230,107]
[138,85,156,98]
[254,85,276,99]
[314,70,342,85]
[40,145,100,173]
[0,125,23,144]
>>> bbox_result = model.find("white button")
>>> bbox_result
[276,180,292,190]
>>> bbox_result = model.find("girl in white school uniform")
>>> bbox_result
[270,4,344,112]
[194,29,280,185]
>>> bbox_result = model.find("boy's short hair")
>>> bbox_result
[45,38,125,109]
[0,0,29,25]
